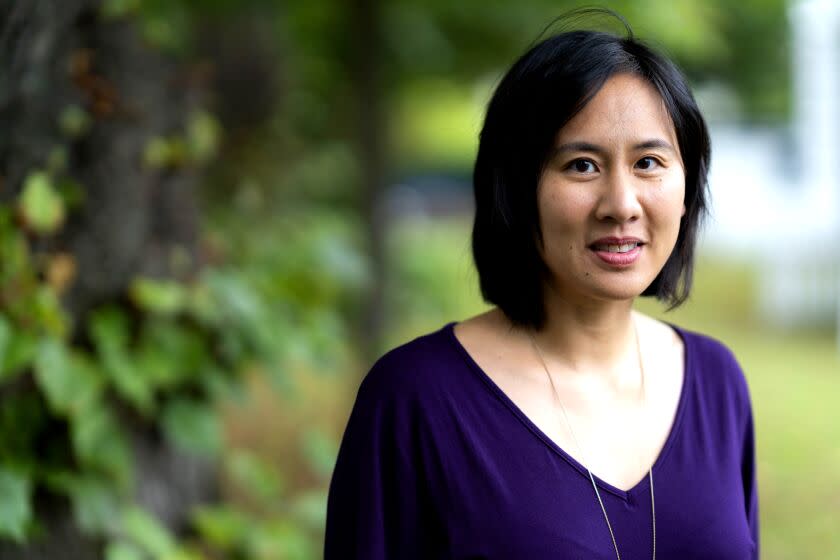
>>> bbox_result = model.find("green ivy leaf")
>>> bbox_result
[58,105,92,138]
[18,171,65,235]
[90,307,154,414]
[71,405,133,489]
[136,319,208,389]
[143,137,186,169]
[0,327,38,381]
[55,475,123,535]
[130,278,187,316]
[56,178,87,209]
[143,137,171,169]
[121,506,175,558]
[161,398,221,456]
[0,468,32,542]
[0,212,34,288]
[225,450,284,505]
[248,518,314,560]
[0,316,10,372]
[34,340,103,417]
[191,505,251,552]
[186,111,221,163]
[199,364,244,403]
[104,541,146,560]
[33,286,69,338]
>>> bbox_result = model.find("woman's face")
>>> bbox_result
[536,73,686,305]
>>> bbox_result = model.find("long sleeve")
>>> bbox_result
[324,358,440,559]
[741,398,760,559]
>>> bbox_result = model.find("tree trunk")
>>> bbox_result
[0,1,214,556]
[348,0,388,361]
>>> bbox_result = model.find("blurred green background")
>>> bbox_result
[0,0,837,558]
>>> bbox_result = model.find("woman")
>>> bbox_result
[325,18,759,560]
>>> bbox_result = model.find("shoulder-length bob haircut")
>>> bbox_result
[472,22,710,329]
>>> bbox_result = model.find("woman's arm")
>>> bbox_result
[324,360,438,559]
[741,399,760,559]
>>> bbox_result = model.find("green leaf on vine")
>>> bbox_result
[130,278,187,315]
[191,505,251,552]
[225,450,284,505]
[33,286,70,338]
[55,475,123,535]
[136,318,208,389]
[71,405,133,489]
[187,110,221,163]
[18,171,65,235]
[34,339,103,417]
[104,541,145,560]
[0,468,32,542]
[121,506,176,558]
[90,307,154,414]
[0,327,38,381]
[161,398,221,456]
[0,316,10,373]
[58,105,92,138]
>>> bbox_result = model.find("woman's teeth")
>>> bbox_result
[594,243,639,253]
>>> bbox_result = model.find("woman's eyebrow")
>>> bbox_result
[554,138,676,155]
[633,139,677,153]
[554,141,606,156]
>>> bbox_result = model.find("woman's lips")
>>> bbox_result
[590,244,642,266]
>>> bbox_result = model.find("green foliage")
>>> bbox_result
[0,182,354,556]
[130,278,189,316]
[91,307,155,414]
[58,105,93,138]
[142,112,222,170]
[191,504,317,560]
[34,340,101,417]
[121,506,177,558]
[18,172,65,235]
[100,0,142,20]
[225,450,285,504]
[186,111,222,164]
[54,475,123,535]
[300,429,339,481]
[105,541,146,560]
[71,405,133,488]
[161,398,221,456]
[0,468,32,542]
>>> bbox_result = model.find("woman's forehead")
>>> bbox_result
[555,73,678,148]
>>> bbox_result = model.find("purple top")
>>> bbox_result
[325,322,759,559]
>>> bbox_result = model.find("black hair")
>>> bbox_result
[471,13,710,329]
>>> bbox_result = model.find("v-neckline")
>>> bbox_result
[446,320,691,501]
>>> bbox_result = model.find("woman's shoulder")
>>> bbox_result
[670,323,743,372]
[357,322,466,405]
[662,320,753,409]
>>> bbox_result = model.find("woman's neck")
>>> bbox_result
[527,294,640,388]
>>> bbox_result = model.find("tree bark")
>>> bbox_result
[0,1,214,556]
[348,0,388,361]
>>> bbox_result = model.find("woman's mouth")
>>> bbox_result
[588,239,645,266]
[590,242,641,253]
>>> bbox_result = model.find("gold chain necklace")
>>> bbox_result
[527,320,656,560]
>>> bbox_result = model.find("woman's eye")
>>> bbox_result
[569,159,596,173]
[635,157,660,170]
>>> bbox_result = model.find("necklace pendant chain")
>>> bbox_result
[529,320,656,560]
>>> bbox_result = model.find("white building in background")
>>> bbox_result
[701,0,840,346]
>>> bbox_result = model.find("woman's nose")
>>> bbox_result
[594,169,642,223]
